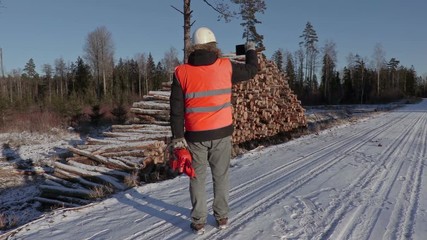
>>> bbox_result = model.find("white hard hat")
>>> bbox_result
[192,27,216,45]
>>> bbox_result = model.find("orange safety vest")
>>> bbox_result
[175,58,233,132]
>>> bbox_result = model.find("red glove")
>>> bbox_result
[170,148,196,178]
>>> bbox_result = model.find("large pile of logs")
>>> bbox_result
[231,54,306,143]
[37,53,306,208]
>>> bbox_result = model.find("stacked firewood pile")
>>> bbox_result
[231,54,306,144]
[36,53,306,208]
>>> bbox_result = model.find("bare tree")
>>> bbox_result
[161,47,181,81]
[11,69,22,102]
[84,26,115,99]
[171,0,193,63]
[172,0,235,63]
[0,48,4,78]
[54,58,67,98]
[136,53,147,96]
[183,0,192,63]
[373,43,386,96]
[355,57,366,104]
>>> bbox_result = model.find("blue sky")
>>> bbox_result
[0,0,426,76]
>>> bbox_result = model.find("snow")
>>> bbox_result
[2,100,427,240]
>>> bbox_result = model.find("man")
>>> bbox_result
[169,26,258,234]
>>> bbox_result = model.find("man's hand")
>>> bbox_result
[245,41,256,51]
[171,137,188,149]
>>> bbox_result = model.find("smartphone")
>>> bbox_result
[235,44,245,55]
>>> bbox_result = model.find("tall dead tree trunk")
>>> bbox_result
[184,0,191,63]
[173,0,235,63]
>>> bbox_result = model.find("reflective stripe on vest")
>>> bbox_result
[175,58,233,132]
[186,102,232,113]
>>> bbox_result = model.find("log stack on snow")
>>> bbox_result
[129,84,171,126]
[36,52,306,208]
[36,126,169,207]
[230,54,306,144]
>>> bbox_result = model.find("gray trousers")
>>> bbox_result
[187,136,231,224]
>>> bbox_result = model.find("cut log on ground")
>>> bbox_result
[35,197,81,208]
[39,185,93,199]
[53,162,127,191]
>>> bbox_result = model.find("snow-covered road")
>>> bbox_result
[5,99,427,240]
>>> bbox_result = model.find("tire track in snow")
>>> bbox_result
[225,112,408,207]
[355,113,426,240]
[199,112,416,240]
[226,114,407,205]
[399,113,427,239]
[317,111,425,240]
[382,112,427,240]
[342,112,427,240]
[137,113,410,240]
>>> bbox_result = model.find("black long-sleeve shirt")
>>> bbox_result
[170,49,258,142]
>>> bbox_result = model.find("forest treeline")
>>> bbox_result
[0,46,178,128]
[272,22,427,105]
[0,25,181,129]
[1,9,426,130]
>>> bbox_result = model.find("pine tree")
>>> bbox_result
[284,51,296,91]
[271,49,284,72]
[22,58,40,103]
[232,0,266,48]
[146,53,156,93]
[342,67,354,103]
[23,58,38,78]
[299,22,319,92]
[387,58,400,89]
[72,57,92,97]
[405,66,416,96]
[331,72,342,104]
[320,40,337,104]
[355,56,366,104]
[154,62,167,90]
[128,59,139,95]
[320,54,335,103]
[113,58,126,102]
